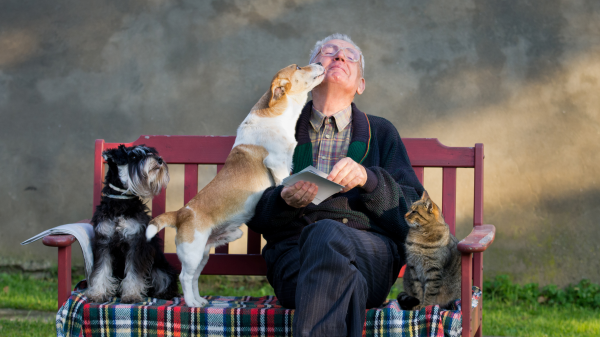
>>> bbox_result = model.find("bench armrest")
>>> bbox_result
[457,224,495,253]
[42,234,77,247]
[42,219,90,309]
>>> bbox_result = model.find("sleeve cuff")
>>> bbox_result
[361,167,378,193]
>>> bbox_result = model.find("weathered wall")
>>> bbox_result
[1,0,599,286]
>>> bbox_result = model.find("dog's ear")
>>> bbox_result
[102,150,112,162]
[103,145,129,164]
[269,78,290,107]
[118,144,130,155]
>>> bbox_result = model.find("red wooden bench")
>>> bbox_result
[43,135,495,337]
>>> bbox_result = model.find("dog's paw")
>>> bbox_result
[184,295,208,308]
[194,292,205,304]
[120,294,144,304]
[397,292,420,310]
[85,292,109,303]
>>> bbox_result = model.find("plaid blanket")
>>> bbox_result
[57,281,482,337]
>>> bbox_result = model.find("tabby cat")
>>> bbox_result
[397,191,461,310]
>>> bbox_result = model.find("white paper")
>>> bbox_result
[282,166,344,205]
[21,222,95,281]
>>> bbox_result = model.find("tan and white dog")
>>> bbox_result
[145,63,325,307]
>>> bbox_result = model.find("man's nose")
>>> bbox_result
[334,52,346,62]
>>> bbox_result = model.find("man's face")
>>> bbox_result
[312,39,365,95]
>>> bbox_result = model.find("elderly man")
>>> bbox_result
[247,34,424,337]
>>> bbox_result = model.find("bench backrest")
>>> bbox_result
[94,136,484,275]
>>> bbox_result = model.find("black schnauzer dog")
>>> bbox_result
[87,144,179,303]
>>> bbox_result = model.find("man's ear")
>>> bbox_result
[356,77,365,95]
[269,78,290,107]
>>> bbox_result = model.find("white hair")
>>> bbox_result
[309,33,365,76]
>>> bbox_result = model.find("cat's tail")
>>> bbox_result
[439,298,458,311]
[146,211,177,241]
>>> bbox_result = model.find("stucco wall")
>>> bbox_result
[1,0,599,286]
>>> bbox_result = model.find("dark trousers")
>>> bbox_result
[262,220,402,337]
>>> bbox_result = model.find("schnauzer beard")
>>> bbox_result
[118,158,170,199]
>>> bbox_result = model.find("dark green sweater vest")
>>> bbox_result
[292,102,371,172]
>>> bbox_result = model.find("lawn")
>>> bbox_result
[1,272,599,336]
[483,301,600,337]
[0,319,56,337]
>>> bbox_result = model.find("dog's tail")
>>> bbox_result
[146,211,177,241]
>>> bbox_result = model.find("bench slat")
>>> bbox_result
[104,136,236,164]
[212,164,229,253]
[101,136,475,167]
[184,164,199,204]
[404,138,475,167]
[247,228,262,255]
[152,189,167,251]
[474,144,484,227]
[413,167,424,184]
[93,140,106,214]
[215,245,229,253]
[442,167,457,235]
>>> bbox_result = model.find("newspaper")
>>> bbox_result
[21,222,95,280]
[282,166,344,205]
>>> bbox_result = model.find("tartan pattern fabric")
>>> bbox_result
[57,284,481,337]
[309,105,353,173]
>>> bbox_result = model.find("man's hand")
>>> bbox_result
[281,181,318,208]
[327,157,368,193]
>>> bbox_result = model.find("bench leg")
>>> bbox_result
[58,245,72,310]
[461,253,472,337]
[473,252,483,337]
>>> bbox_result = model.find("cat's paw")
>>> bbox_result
[397,292,420,310]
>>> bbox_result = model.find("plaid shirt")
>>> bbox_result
[309,105,353,173]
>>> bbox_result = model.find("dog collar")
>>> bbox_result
[102,193,136,200]
[103,183,136,199]
[109,183,133,194]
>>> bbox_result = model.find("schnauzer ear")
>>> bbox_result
[118,144,130,155]
[102,145,130,164]
[102,151,113,162]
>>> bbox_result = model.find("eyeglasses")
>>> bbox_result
[316,43,362,63]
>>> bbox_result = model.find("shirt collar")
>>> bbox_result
[310,105,353,133]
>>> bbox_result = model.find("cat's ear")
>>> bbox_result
[426,199,434,213]
[421,190,434,213]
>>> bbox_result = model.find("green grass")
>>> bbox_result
[481,275,600,336]
[483,301,600,337]
[0,319,56,337]
[0,272,67,311]
[2,272,600,337]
